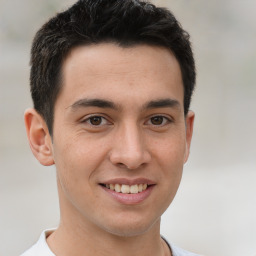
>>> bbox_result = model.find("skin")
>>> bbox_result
[25,43,194,256]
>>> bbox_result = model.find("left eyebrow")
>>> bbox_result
[68,98,119,110]
[142,98,181,110]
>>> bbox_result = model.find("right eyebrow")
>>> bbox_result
[68,98,119,111]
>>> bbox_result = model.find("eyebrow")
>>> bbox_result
[69,98,119,110]
[143,98,181,110]
[69,98,181,111]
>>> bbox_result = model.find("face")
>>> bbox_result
[50,43,194,237]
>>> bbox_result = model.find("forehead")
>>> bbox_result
[63,43,181,77]
[59,43,184,109]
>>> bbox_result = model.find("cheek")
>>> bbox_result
[151,132,187,167]
[149,133,186,195]
[52,135,107,191]
[52,137,108,215]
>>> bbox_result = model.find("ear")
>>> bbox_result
[24,108,54,166]
[184,110,195,163]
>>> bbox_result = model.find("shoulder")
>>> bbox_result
[162,236,202,256]
[20,229,55,256]
[170,244,202,256]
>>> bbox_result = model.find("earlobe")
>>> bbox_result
[24,108,54,166]
[184,110,195,163]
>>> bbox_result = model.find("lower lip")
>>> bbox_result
[101,185,155,205]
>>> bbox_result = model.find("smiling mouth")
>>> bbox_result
[100,183,148,194]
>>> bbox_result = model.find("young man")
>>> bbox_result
[22,0,199,255]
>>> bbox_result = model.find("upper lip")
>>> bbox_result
[100,178,156,186]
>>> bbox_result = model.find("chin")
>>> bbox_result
[100,216,160,238]
[104,226,151,238]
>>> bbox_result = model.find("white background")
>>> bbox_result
[0,0,255,255]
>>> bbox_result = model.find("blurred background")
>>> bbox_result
[0,0,255,255]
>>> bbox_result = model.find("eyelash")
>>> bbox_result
[81,114,172,127]
[82,115,110,126]
[145,115,172,127]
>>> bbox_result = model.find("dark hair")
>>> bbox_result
[30,0,196,135]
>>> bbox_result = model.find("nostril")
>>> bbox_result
[117,163,126,168]
[109,145,151,170]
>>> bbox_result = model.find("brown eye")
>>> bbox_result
[89,116,103,125]
[150,116,164,125]
[82,115,111,129]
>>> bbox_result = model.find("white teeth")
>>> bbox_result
[115,184,121,193]
[130,184,138,194]
[121,184,130,193]
[106,183,148,194]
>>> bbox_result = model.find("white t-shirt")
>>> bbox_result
[20,230,201,256]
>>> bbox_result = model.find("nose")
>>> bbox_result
[109,123,151,170]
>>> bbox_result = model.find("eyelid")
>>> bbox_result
[81,114,112,126]
[145,114,173,126]
[80,113,173,127]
